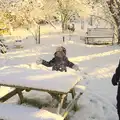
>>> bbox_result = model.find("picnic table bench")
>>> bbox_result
[85,28,114,44]
[0,67,82,119]
[0,103,64,120]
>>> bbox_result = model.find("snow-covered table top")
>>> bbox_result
[0,103,64,120]
[0,67,80,93]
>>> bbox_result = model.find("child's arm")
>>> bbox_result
[67,59,74,68]
[42,58,55,67]
[36,57,55,67]
[66,58,80,71]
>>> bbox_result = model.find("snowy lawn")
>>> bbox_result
[0,29,120,120]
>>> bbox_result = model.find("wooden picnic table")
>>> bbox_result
[0,67,81,119]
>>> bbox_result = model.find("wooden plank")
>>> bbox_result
[0,83,68,94]
[0,89,23,102]
[87,32,113,37]
[71,89,78,111]
[89,33,113,36]
[87,34,112,36]
[62,92,83,119]
[16,89,24,104]
[57,94,66,114]
[86,36,113,38]
[87,28,113,31]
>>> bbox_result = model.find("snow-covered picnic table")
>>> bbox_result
[0,67,80,93]
[0,67,81,119]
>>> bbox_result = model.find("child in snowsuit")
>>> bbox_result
[36,46,79,72]
[112,60,120,120]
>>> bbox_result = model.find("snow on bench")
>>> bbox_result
[85,28,114,44]
[0,67,80,93]
[0,103,64,120]
[14,40,24,49]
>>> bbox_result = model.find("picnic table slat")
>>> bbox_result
[0,89,24,102]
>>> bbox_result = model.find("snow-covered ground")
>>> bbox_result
[0,26,120,120]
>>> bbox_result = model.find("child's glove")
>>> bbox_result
[72,65,80,71]
[36,57,43,65]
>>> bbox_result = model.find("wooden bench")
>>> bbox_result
[85,28,114,44]
[0,67,82,119]
[14,40,24,49]
[0,92,82,120]
[0,103,64,120]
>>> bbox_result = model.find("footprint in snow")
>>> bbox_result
[84,72,88,75]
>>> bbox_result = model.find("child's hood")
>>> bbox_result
[54,51,66,58]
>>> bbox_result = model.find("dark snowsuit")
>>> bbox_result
[112,60,120,119]
[41,51,74,72]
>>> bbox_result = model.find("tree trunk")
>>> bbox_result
[118,27,120,44]
[35,30,37,44]
[38,24,40,44]
[62,21,64,33]
[26,28,37,43]
[62,19,68,33]
[107,0,120,44]
[61,12,69,33]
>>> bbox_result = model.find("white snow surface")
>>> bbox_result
[0,67,79,93]
[0,103,63,120]
[0,27,120,120]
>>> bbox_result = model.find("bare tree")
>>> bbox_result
[0,0,92,39]
[56,0,89,33]
[88,0,120,44]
